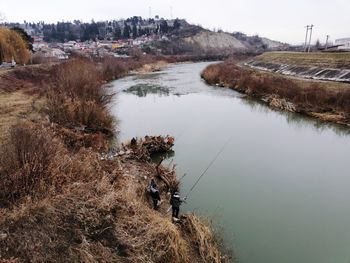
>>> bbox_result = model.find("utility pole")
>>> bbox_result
[170,6,173,20]
[304,25,310,52]
[307,24,314,53]
[325,35,330,50]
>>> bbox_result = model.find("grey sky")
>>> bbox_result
[1,0,349,44]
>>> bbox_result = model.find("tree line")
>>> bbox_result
[7,17,182,43]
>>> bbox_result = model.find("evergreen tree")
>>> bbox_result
[123,23,130,39]
[132,24,137,38]
[173,19,181,30]
[160,20,168,34]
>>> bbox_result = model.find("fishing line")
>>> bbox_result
[165,137,232,215]
[184,137,232,200]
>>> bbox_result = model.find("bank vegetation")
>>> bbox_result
[0,57,231,262]
[202,59,350,125]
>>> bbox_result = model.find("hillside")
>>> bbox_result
[261,37,289,50]
[3,18,289,57]
[184,31,248,52]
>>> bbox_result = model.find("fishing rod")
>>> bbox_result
[184,137,231,200]
[179,173,187,181]
[165,137,231,214]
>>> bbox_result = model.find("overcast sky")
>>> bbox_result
[1,0,349,44]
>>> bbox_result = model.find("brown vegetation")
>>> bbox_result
[0,56,230,262]
[46,59,115,137]
[0,91,42,142]
[202,60,350,124]
[0,123,59,206]
[0,28,30,65]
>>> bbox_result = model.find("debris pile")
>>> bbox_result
[101,135,175,161]
[130,135,175,160]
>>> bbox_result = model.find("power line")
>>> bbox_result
[325,35,330,50]
[307,24,314,53]
[304,25,310,52]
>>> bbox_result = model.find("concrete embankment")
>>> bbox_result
[245,60,350,83]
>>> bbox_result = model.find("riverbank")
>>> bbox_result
[201,59,350,125]
[0,58,230,262]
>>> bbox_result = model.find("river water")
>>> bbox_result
[110,62,350,263]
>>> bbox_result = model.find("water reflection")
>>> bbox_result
[240,96,350,137]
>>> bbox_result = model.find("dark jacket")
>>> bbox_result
[170,194,182,208]
[151,189,160,201]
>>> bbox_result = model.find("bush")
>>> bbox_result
[0,123,58,206]
[51,59,104,104]
[100,56,128,81]
[46,98,114,133]
[46,59,115,134]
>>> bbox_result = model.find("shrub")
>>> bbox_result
[46,98,114,133]
[51,59,104,104]
[100,56,128,81]
[46,59,115,134]
[0,123,58,206]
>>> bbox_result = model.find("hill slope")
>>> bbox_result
[184,31,248,52]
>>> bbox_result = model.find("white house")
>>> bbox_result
[41,48,68,60]
[335,38,350,50]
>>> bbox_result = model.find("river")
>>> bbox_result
[110,62,350,263]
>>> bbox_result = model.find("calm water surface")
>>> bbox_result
[110,62,350,263]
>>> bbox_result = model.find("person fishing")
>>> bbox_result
[148,179,161,210]
[166,137,231,220]
[170,191,186,219]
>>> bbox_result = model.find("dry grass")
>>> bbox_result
[256,51,350,69]
[0,154,230,262]
[0,179,123,262]
[0,91,42,143]
[0,56,231,262]
[0,123,60,206]
[181,215,231,263]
